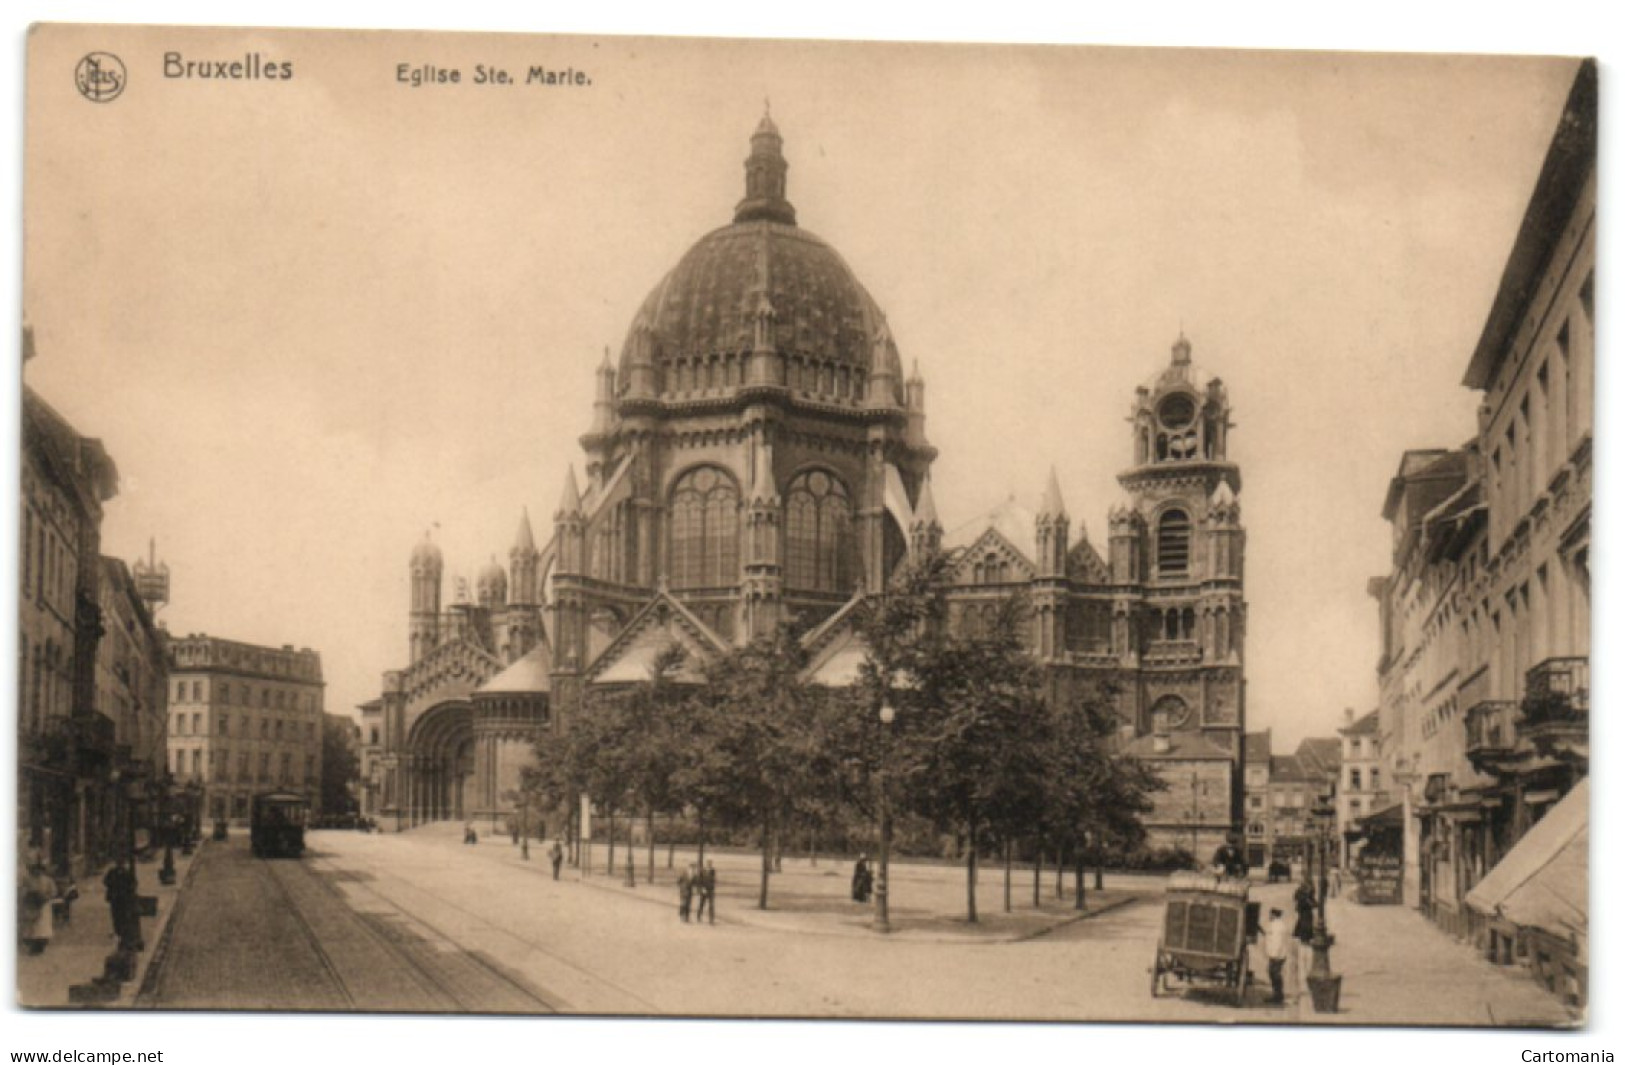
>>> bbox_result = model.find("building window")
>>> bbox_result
[785,469,852,593]
[191,681,202,701]
[1349,767,1362,791]
[192,712,202,735]
[261,718,269,739]
[669,466,740,590]
[1156,508,1190,575]
[973,552,1010,585]
[220,716,229,736]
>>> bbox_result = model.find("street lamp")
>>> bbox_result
[159,774,178,886]
[520,790,531,861]
[874,699,896,934]
[1306,796,1341,1012]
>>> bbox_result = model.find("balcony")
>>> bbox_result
[71,711,118,763]
[1465,700,1519,772]
[1522,657,1589,766]
[1525,656,1589,717]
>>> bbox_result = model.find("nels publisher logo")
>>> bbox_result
[75,52,127,102]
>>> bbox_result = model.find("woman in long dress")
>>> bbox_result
[20,861,58,955]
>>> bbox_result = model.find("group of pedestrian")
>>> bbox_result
[20,850,145,960]
[1210,836,1248,880]
[677,860,717,924]
[1261,875,1322,1005]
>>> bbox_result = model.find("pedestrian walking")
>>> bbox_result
[1328,865,1342,898]
[678,862,696,922]
[511,821,520,846]
[549,840,564,880]
[698,860,717,924]
[102,857,141,952]
[19,858,58,955]
[54,868,80,925]
[1263,907,1290,1004]
[851,855,872,903]
[1293,877,1317,943]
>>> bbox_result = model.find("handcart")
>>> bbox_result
[1150,871,1256,1006]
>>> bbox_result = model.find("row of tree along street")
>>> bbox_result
[526,551,1165,922]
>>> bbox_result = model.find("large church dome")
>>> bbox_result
[617,113,904,408]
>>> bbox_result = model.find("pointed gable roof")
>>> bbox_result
[585,589,727,685]
[1066,538,1110,584]
[475,638,553,696]
[947,523,1037,584]
[798,593,873,688]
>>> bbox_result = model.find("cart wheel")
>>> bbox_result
[1150,954,1163,998]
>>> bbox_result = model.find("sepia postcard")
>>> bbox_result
[16,22,1593,1031]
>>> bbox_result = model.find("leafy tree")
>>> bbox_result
[689,623,820,909]
[858,552,1052,923]
[1039,680,1164,906]
[320,716,360,816]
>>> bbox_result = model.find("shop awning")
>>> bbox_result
[1464,778,1587,940]
[1355,803,1406,831]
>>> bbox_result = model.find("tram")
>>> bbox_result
[250,792,309,858]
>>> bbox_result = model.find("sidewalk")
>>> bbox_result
[1243,881,1578,1027]
[393,823,1148,944]
[17,843,202,1009]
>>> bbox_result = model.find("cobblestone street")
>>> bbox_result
[126,826,1578,1025]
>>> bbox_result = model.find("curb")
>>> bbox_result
[1011,892,1143,943]
[128,842,207,1007]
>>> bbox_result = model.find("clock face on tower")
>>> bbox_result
[1157,393,1199,459]
[1158,392,1195,431]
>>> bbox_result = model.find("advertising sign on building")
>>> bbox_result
[1358,851,1404,905]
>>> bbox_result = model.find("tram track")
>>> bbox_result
[305,850,657,1013]
[265,854,560,1013]
[259,858,357,1009]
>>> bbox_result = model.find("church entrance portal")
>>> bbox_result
[402,702,475,825]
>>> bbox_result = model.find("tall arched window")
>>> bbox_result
[669,467,740,589]
[786,469,852,593]
[1157,508,1191,575]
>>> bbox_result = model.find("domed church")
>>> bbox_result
[364,112,1247,855]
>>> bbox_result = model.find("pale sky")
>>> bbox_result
[22,26,1579,753]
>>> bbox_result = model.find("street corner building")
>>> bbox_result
[164,636,326,824]
[361,111,1250,853]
